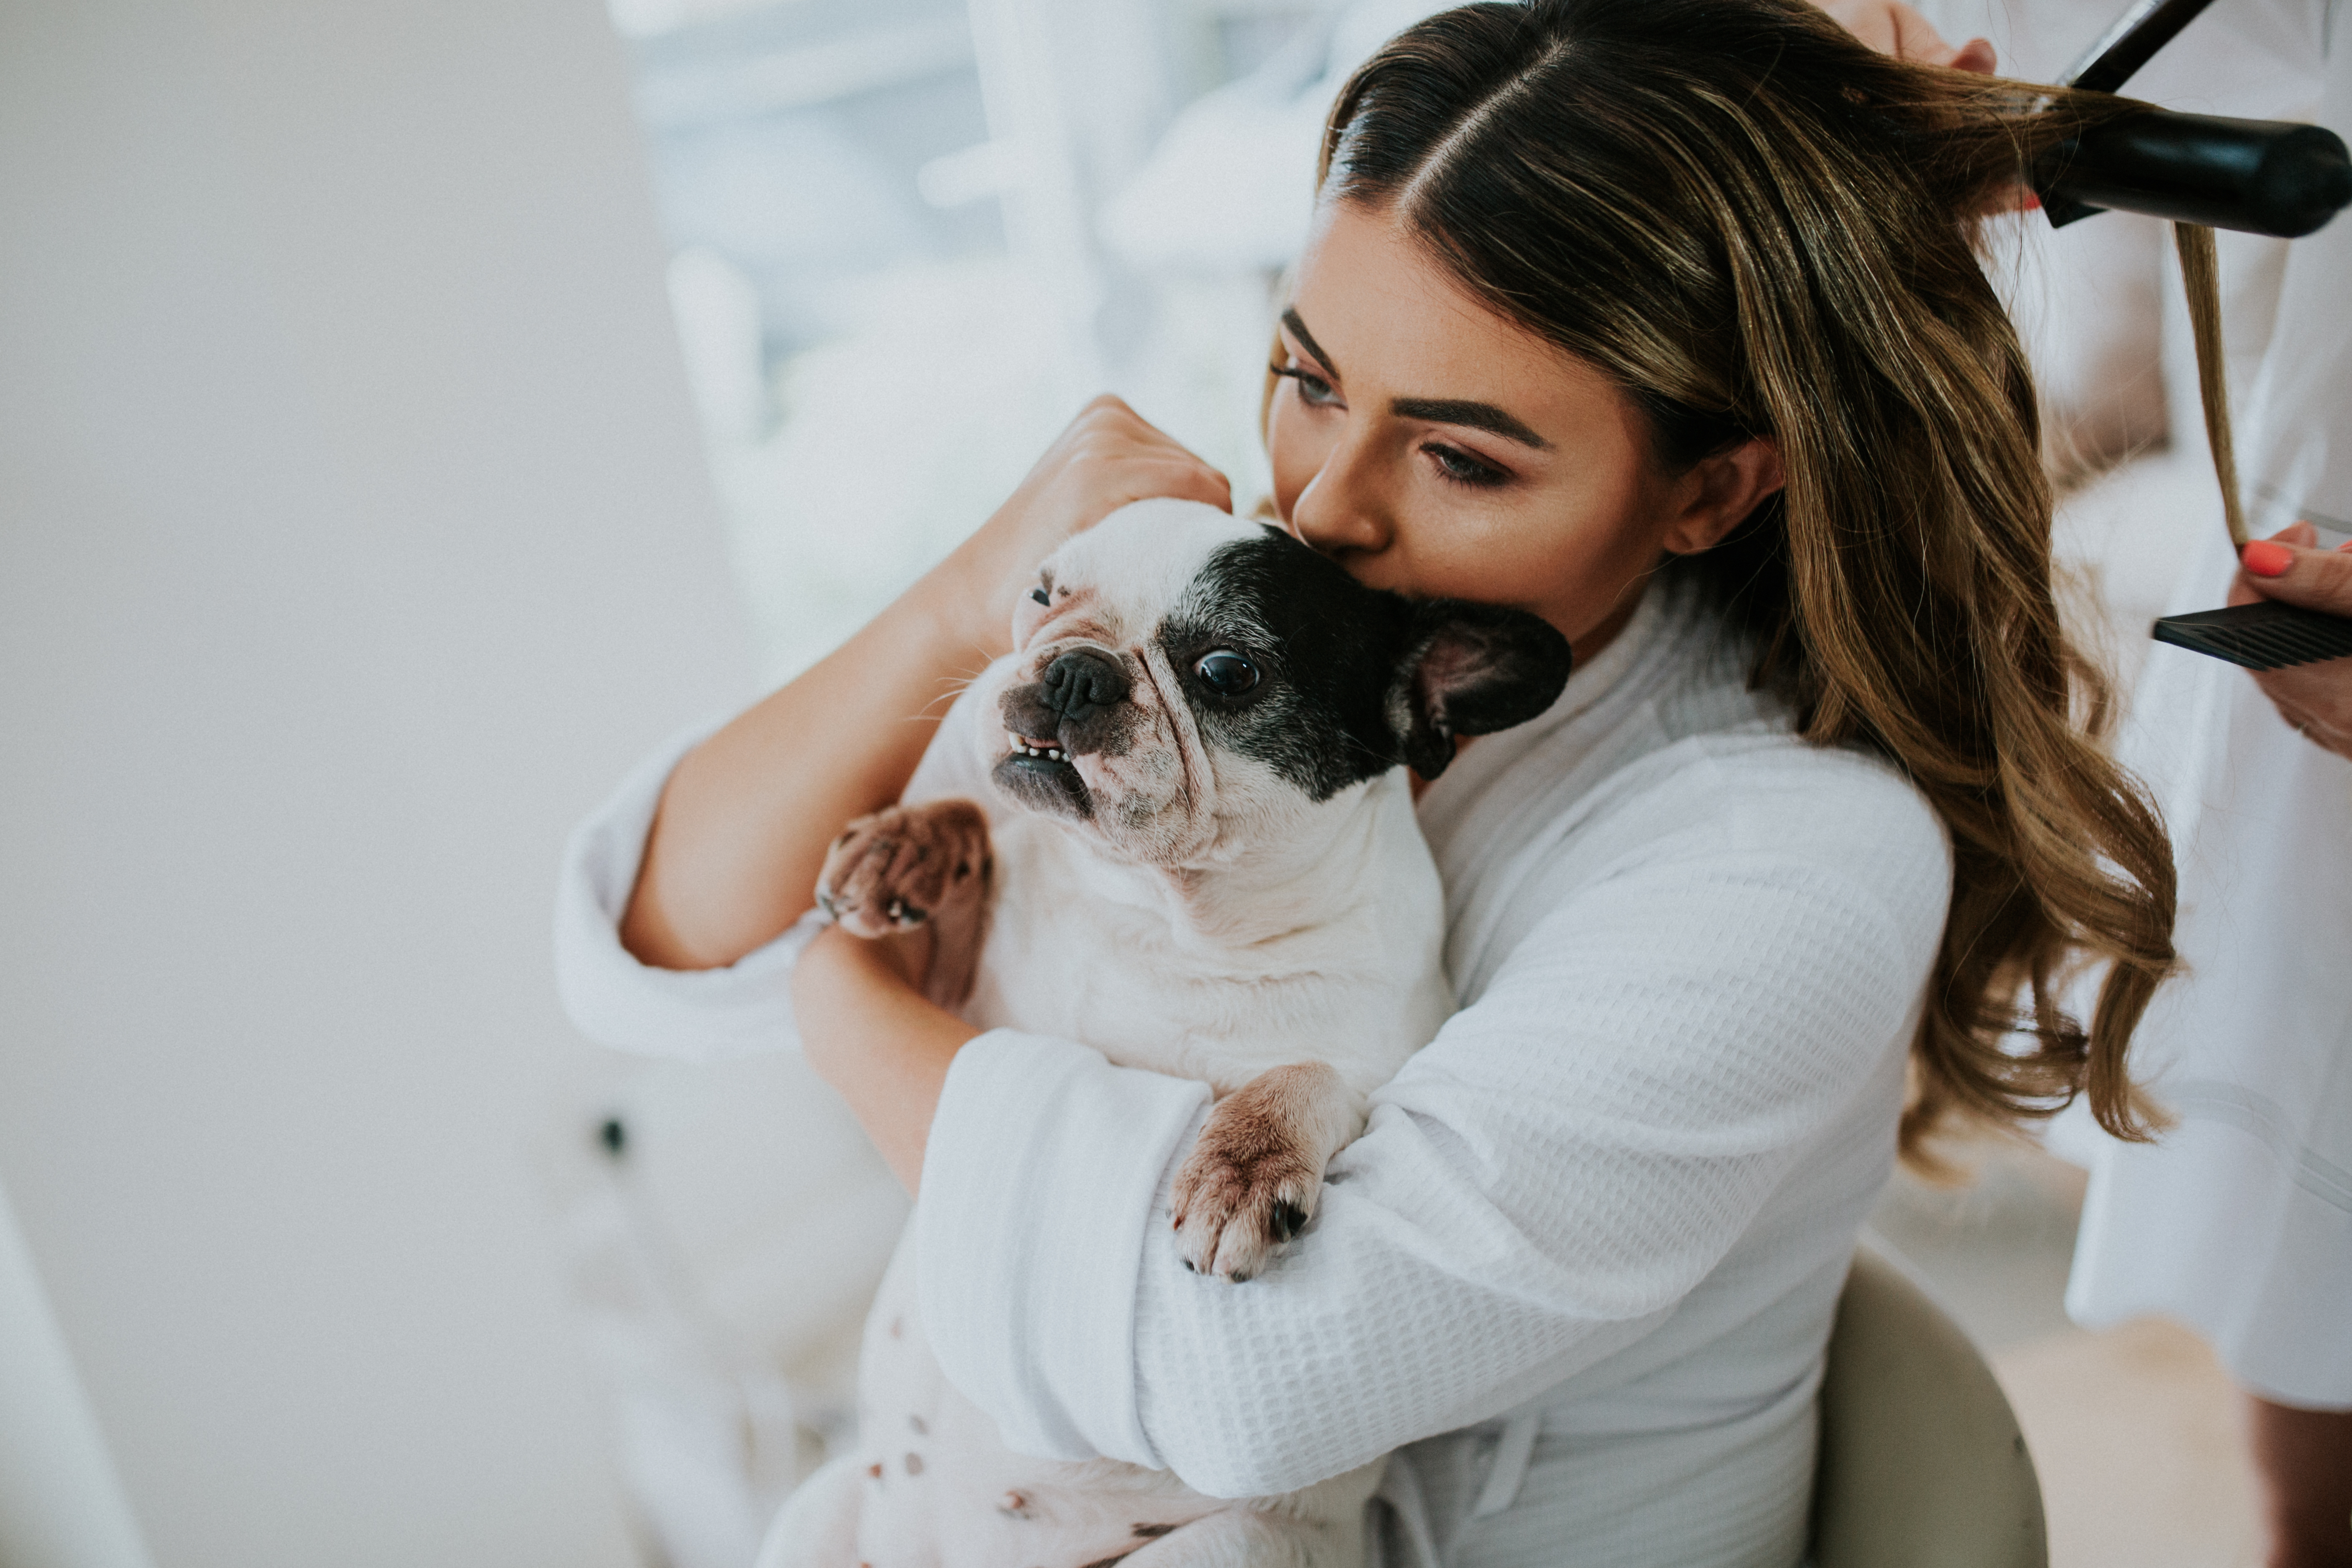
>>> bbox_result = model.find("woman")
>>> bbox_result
[558,2,2176,1560]
[2050,2,2352,1560]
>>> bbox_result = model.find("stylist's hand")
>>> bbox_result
[942,395,1230,660]
[1814,0,1996,70]
[2231,522,2352,759]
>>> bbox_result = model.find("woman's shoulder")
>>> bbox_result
[1461,723,1952,956]
[1442,726,1954,1069]
[1596,730,1952,903]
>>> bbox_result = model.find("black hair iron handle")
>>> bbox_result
[2063,0,2222,93]
[2030,0,2352,234]
[2036,112,2352,236]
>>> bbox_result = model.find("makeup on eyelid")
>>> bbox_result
[1271,353,1521,489]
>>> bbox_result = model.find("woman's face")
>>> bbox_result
[1268,201,1756,660]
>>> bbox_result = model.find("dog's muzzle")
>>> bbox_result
[992,646,1140,823]
[1003,647,1132,760]
[1039,649,1129,743]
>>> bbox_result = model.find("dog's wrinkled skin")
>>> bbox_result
[767,499,1571,1568]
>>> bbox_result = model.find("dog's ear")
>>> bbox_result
[1391,602,1573,780]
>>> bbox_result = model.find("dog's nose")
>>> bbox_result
[1040,648,1130,728]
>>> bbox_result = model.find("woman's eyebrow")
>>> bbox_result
[1280,308,1338,377]
[1389,397,1554,451]
[1286,304,1551,451]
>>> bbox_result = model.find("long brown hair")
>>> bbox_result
[1314,0,2176,1155]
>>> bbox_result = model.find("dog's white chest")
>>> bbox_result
[966,804,1448,1093]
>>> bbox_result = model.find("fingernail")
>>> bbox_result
[2242,540,2294,577]
[2021,189,2043,211]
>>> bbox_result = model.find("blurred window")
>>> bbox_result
[612,0,1329,682]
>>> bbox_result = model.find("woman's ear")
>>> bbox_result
[1662,436,1784,556]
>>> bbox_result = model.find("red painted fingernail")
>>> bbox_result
[2021,189,2043,211]
[2242,540,2294,577]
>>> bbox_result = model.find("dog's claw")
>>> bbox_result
[1171,1146,1320,1283]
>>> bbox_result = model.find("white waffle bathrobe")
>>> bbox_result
[557,583,1952,1567]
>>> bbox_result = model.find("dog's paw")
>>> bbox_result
[813,799,991,939]
[1170,1068,1349,1283]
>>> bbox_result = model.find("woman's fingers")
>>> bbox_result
[1943,35,1998,73]
[1814,0,1994,71]
[2228,524,2352,759]
[1059,394,1230,516]
[2237,523,2352,616]
[1814,2,2012,204]
[952,395,1230,640]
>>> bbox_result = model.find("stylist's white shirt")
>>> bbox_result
[557,582,1951,1568]
[2045,0,2352,1409]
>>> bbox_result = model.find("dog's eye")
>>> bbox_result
[1029,585,1050,606]
[1194,650,1259,696]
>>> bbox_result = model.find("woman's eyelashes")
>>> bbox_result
[1270,361,1341,408]
[1273,348,1509,486]
[1425,442,1510,488]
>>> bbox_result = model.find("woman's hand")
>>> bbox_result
[793,923,980,1194]
[936,395,1232,660]
[2232,522,2352,759]
[1813,0,1995,71]
[1812,2,2026,211]
[620,395,1225,973]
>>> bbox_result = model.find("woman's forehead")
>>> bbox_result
[1288,201,1624,426]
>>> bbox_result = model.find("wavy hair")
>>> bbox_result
[1313,0,2177,1155]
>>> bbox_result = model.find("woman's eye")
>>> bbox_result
[1030,585,1050,606]
[1194,650,1260,695]
[1426,443,1509,487]
[1270,363,1340,409]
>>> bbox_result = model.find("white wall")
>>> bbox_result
[0,2,757,1563]
[0,1176,153,1568]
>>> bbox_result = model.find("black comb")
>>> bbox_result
[2151,602,2352,670]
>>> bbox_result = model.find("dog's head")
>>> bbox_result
[969,498,1573,868]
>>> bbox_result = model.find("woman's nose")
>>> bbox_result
[1288,450,1391,558]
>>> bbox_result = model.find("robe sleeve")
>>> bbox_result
[914,745,1951,1498]
[552,688,997,1060]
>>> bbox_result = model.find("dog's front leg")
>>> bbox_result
[1170,1062,1366,1282]
[811,798,992,1010]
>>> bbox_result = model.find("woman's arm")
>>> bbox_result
[792,923,979,1191]
[906,749,1955,1495]
[618,396,1231,972]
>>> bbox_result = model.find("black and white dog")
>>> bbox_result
[765,499,1571,1567]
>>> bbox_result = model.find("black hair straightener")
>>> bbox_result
[2024,0,2352,670]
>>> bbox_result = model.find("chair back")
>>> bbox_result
[1811,1240,2048,1568]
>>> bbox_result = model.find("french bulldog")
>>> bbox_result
[764,498,1571,1568]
